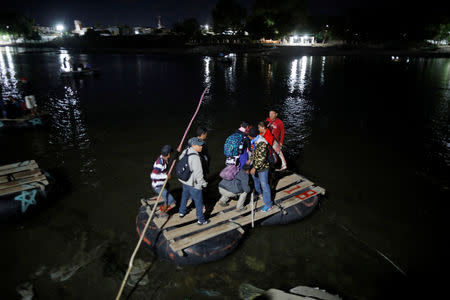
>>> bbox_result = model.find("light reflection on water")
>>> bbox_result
[46,51,97,179]
[0,46,20,99]
[223,53,236,93]
[282,56,314,157]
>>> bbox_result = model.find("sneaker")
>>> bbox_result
[179,213,185,218]
[197,220,210,226]
[218,201,229,207]
[261,205,273,212]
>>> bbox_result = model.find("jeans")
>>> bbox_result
[179,184,206,222]
[153,186,175,205]
[252,169,273,207]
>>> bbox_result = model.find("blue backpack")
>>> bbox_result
[224,132,244,157]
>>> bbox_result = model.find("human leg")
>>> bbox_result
[179,184,190,216]
[190,186,206,223]
[252,174,262,196]
[273,141,287,170]
[218,187,234,206]
[258,169,273,208]
[236,192,248,209]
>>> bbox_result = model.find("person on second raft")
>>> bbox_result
[21,77,38,116]
[5,96,21,119]
[248,127,273,212]
[178,137,210,225]
[266,109,287,171]
[218,163,252,211]
[151,145,176,213]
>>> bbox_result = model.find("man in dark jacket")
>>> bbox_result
[218,164,252,211]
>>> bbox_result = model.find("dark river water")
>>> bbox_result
[0,46,449,300]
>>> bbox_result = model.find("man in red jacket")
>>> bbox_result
[266,109,287,171]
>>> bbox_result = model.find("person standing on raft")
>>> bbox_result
[151,145,176,213]
[266,109,287,171]
[178,137,210,225]
[248,127,273,212]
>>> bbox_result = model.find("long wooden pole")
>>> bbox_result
[115,88,208,300]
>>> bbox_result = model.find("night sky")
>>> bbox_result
[3,0,446,28]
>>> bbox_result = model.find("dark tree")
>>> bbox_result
[246,0,308,39]
[173,18,200,37]
[27,30,41,41]
[0,12,34,39]
[212,0,247,34]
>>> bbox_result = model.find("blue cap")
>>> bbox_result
[188,137,205,146]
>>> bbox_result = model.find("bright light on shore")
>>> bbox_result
[205,24,209,30]
[56,24,64,31]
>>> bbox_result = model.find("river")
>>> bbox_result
[0,46,449,299]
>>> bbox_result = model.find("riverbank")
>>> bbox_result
[4,42,450,58]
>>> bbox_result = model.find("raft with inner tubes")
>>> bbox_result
[0,160,55,222]
[61,68,100,77]
[0,112,48,129]
[136,172,325,264]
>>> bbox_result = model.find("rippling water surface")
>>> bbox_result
[0,46,449,299]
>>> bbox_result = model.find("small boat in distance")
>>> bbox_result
[61,68,100,78]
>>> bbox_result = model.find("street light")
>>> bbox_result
[204,24,209,31]
[56,24,64,31]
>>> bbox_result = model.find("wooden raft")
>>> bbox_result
[143,173,325,255]
[0,111,48,122]
[0,160,49,197]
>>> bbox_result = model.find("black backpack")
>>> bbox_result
[267,144,279,167]
[176,149,198,181]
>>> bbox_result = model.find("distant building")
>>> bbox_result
[287,34,315,45]
[200,25,214,35]
[32,25,60,41]
[72,20,92,36]
[133,27,154,35]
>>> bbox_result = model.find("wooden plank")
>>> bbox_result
[0,174,47,190]
[0,163,39,176]
[233,186,324,227]
[159,174,309,229]
[170,222,242,252]
[153,199,195,228]
[0,181,48,197]
[10,169,42,181]
[0,176,8,184]
[0,160,36,172]
[163,179,314,240]
[168,186,320,252]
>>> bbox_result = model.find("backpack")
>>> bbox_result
[176,150,197,181]
[267,144,279,167]
[224,132,244,157]
[220,165,240,181]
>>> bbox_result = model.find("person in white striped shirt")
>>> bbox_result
[150,145,176,212]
